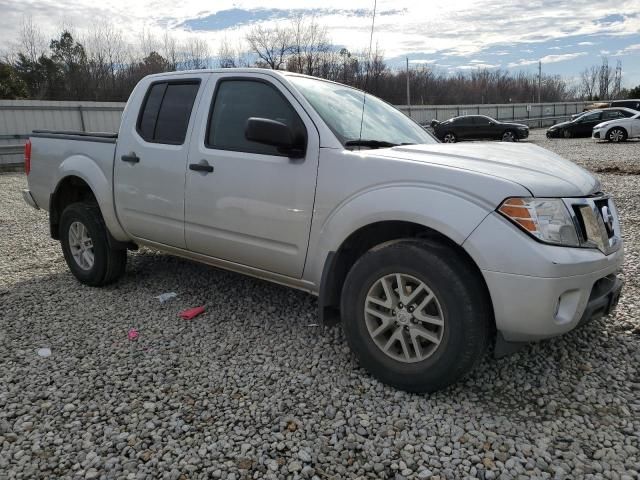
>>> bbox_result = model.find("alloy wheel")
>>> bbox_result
[68,221,94,270]
[609,129,624,142]
[364,273,445,363]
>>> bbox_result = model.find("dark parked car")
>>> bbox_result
[547,108,638,138]
[610,99,640,111]
[430,115,529,143]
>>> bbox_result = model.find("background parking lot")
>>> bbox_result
[1,130,639,479]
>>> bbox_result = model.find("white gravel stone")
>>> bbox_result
[1,132,639,478]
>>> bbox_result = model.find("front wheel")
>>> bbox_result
[607,128,627,142]
[60,202,127,286]
[442,132,457,143]
[501,130,516,142]
[340,240,491,392]
[563,129,572,139]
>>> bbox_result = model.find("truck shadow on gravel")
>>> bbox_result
[2,248,637,425]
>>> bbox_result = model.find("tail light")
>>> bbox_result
[24,139,31,175]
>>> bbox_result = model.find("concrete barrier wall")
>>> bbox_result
[0,100,125,165]
[397,102,590,127]
[1,99,591,166]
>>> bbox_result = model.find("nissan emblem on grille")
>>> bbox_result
[601,205,614,234]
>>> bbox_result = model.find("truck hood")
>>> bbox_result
[373,142,600,197]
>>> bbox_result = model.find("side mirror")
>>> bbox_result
[245,117,305,158]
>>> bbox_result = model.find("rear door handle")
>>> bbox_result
[189,161,214,173]
[121,153,140,163]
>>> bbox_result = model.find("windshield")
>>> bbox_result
[288,75,437,146]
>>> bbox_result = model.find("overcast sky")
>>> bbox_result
[2,0,639,86]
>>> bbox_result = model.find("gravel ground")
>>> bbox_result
[1,132,639,480]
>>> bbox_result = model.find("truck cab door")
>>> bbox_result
[114,74,208,248]
[184,73,320,278]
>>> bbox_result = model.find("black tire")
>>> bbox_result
[607,127,627,142]
[340,239,491,393]
[442,132,457,143]
[59,202,127,286]
[501,130,517,142]
[563,129,572,139]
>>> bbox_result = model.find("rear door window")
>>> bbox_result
[137,81,200,145]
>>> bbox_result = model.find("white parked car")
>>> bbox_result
[592,111,640,142]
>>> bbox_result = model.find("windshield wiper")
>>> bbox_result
[344,139,399,149]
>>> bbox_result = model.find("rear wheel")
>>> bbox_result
[443,132,457,143]
[607,128,627,142]
[60,202,127,286]
[340,240,491,392]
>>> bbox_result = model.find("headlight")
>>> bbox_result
[498,197,579,246]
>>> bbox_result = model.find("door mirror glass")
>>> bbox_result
[245,117,305,158]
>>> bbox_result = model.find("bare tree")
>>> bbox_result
[179,36,210,70]
[217,38,237,68]
[580,65,600,100]
[289,16,330,75]
[162,31,178,71]
[137,27,160,61]
[19,15,47,62]
[599,56,612,99]
[245,24,292,69]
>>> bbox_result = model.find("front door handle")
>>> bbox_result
[189,161,214,173]
[121,153,140,163]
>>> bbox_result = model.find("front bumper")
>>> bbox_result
[463,211,624,342]
[22,189,39,209]
[546,129,561,138]
[483,266,623,341]
[592,130,602,139]
[517,129,529,139]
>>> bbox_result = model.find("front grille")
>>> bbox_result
[565,196,620,255]
[594,131,600,138]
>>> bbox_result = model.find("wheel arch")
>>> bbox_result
[606,125,628,140]
[50,174,130,249]
[51,155,129,242]
[318,220,495,334]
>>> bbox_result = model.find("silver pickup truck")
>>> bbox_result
[22,69,623,392]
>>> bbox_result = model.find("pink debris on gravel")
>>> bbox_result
[127,328,139,341]
[179,306,205,320]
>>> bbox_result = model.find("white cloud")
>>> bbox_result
[0,0,639,68]
[508,52,588,67]
[577,41,595,45]
[456,63,500,70]
[612,43,640,56]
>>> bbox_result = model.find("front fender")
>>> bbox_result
[304,183,503,287]
[54,155,129,241]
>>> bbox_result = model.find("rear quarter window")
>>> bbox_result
[137,80,200,145]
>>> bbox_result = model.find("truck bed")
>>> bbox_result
[28,130,118,212]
